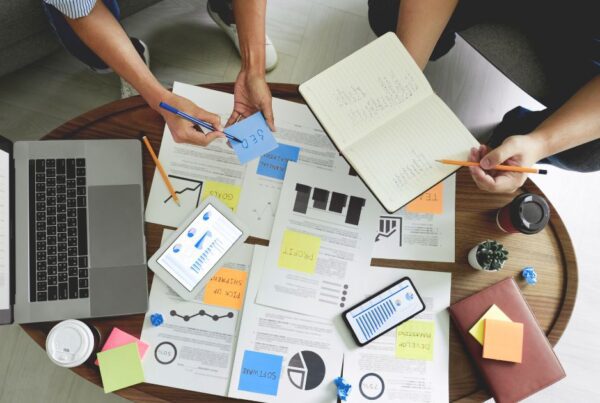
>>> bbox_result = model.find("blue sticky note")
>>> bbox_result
[228,112,279,164]
[238,350,283,396]
[256,143,300,180]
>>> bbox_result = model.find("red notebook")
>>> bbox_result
[448,277,565,402]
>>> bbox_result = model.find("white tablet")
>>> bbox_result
[148,196,248,300]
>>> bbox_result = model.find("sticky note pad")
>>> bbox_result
[228,112,279,164]
[203,267,248,310]
[257,143,300,180]
[469,304,512,345]
[201,181,241,212]
[94,327,149,366]
[278,230,321,273]
[395,320,435,361]
[97,343,144,393]
[238,350,283,396]
[482,319,524,363]
[406,182,444,214]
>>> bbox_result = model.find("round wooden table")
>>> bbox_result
[22,83,578,402]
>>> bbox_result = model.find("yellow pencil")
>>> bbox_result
[142,136,181,206]
[436,159,547,175]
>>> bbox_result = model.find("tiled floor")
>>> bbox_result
[1,1,599,402]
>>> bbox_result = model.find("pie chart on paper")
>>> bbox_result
[287,350,326,390]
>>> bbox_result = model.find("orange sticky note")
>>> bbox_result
[482,319,524,363]
[406,182,444,214]
[203,267,248,310]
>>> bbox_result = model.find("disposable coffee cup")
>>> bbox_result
[496,193,550,234]
[46,319,98,368]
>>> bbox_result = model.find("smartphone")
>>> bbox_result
[343,277,425,346]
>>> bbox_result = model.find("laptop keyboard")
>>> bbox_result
[29,158,89,302]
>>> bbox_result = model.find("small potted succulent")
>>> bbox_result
[468,240,508,271]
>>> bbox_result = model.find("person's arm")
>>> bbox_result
[65,1,224,145]
[469,76,600,193]
[396,0,459,69]
[227,0,275,130]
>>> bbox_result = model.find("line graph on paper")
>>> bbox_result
[163,175,203,207]
[251,201,276,222]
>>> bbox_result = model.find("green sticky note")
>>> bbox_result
[395,320,435,361]
[97,343,144,393]
[278,229,321,273]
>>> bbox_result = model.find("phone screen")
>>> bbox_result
[343,277,425,345]
[157,204,242,291]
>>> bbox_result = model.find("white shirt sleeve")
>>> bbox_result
[43,0,98,19]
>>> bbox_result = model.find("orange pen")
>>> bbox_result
[142,136,181,206]
[436,159,547,175]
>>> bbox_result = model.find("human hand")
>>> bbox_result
[227,70,275,131]
[468,135,545,193]
[158,93,225,146]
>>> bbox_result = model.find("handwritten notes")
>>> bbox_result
[94,327,149,366]
[395,320,435,361]
[97,343,145,393]
[228,112,279,164]
[469,304,511,345]
[406,182,444,214]
[278,230,321,273]
[203,267,248,310]
[257,143,300,180]
[201,181,241,212]
[238,350,283,396]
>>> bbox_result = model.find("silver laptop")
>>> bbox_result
[0,136,148,324]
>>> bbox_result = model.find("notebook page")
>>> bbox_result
[299,32,432,150]
[345,95,480,212]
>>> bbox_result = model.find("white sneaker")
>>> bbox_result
[207,1,278,72]
[120,39,150,99]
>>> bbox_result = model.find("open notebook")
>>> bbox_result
[299,32,479,213]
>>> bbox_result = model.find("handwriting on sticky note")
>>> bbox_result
[406,182,443,214]
[396,320,435,361]
[203,267,248,310]
[469,304,511,345]
[201,181,241,212]
[228,112,279,164]
[278,230,321,273]
[97,343,145,393]
[238,350,283,396]
[257,143,300,180]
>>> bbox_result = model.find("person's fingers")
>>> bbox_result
[226,110,242,128]
[468,147,479,162]
[261,102,276,132]
[194,109,223,132]
[470,165,496,191]
[489,173,524,193]
[480,137,520,169]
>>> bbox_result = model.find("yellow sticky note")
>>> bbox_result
[406,182,444,214]
[468,304,512,345]
[203,267,248,310]
[201,181,241,212]
[278,230,321,273]
[396,320,435,361]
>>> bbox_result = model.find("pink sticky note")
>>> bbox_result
[94,327,149,366]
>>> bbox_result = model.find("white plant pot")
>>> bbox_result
[468,246,485,270]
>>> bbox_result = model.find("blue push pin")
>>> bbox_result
[150,313,164,327]
[334,377,352,401]
[521,267,537,285]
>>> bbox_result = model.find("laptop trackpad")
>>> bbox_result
[88,185,145,268]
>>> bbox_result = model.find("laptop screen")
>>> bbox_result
[0,149,9,310]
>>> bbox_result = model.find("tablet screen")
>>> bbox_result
[157,204,243,291]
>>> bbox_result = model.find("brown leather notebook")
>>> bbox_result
[448,277,565,402]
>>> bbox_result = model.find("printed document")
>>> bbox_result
[342,266,451,402]
[140,230,254,396]
[229,246,343,402]
[372,175,456,262]
[256,163,380,319]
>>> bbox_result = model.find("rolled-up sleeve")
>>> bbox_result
[43,0,98,19]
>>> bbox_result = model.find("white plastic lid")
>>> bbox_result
[46,319,95,368]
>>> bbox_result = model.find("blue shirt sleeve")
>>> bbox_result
[43,0,98,19]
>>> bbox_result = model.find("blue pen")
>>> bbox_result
[159,102,242,143]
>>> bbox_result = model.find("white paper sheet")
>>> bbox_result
[145,82,247,228]
[237,101,347,240]
[372,175,456,262]
[255,163,380,319]
[140,230,254,396]
[228,246,343,402]
[343,266,451,403]
[0,150,9,310]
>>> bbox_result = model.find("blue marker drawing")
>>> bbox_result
[228,112,278,164]
[256,143,300,180]
[194,230,212,249]
[238,350,283,396]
